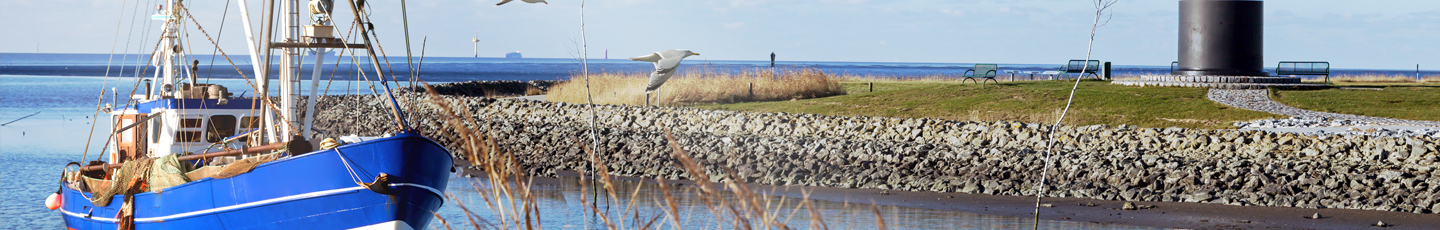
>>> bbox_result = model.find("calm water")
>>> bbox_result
[6,53,1435,82]
[0,54,1185,229]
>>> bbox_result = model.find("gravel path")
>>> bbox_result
[1207,88,1440,128]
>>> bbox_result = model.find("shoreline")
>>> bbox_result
[509,171,1440,230]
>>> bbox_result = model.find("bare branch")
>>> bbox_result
[1034,0,1120,229]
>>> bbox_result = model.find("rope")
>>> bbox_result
[89,158,155,207]
[81,0,133,166]
[181,6,305,137]
[203,0,231,83]
[332,148,371,187]
[89,7,172,162]
[322,22,359,96]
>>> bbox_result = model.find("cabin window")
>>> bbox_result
[121,119,134,143]
[181,118,204,128]
[238,116,261,142]
[239,116,262,129]
[150,116,161,144]
[206,115,238,143]
[175,131,202,143]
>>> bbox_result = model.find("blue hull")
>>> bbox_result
[59,133,453,230]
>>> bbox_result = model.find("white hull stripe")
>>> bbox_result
[60,183,443,223]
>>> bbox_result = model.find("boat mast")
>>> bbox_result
[303,0,335,139]
[279,0,300,142]
[158,0,179,95]
[238,0,281,144]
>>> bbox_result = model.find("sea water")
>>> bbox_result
[7,53,1434,82]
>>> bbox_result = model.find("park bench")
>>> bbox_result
[963,64,999,87]
[1276,61,1330,83]
[1061,60,1102,79]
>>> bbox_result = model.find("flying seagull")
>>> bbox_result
[630,49,699,106]
[495,0,546,6]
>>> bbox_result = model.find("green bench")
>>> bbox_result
[1276,61,1330,83]
[1062,60,1101,79]
[963,64,999,86]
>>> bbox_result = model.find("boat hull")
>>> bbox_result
[59,133,453,230]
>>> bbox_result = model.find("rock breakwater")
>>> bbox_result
[400,80,560,97]
[312,82,1440,214]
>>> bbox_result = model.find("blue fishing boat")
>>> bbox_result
[52,0,452,229]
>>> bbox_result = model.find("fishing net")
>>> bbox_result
[211,153,282,179]
[88,159,152,207]
[147,154,190,192]
[86,151,285,206]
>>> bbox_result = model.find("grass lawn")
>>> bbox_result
[1273,84,1440,122]
[689,80,1280,129]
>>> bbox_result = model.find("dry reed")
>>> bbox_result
[525,85,545,96]
[547,67,845,106]
[422,83,881,229]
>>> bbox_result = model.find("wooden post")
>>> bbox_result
[748,82,753,99]
[868,82,873,92]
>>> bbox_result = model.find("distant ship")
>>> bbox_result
[506,51,523,59]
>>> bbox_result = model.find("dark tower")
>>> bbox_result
[1174,0,1266,76]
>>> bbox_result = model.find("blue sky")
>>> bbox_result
[2,0,1437,70]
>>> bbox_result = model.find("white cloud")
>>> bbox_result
[723,22,746,29]
[820,0,868,4]
[941,9,965,17]
[729,0,767,8]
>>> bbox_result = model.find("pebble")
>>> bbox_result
[1210,88,1440,139]
[1373,220,1390,227]
[1232,116,1440,138]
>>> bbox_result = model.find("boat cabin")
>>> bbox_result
[107,84,266,165]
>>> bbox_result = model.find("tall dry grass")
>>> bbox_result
[423,83,882,229]
[547,67,845,106]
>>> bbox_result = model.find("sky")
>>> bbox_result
[2,0,1437,70]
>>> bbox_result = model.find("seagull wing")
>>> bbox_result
[652,49,690,76]
[495,0,515,6]
[629,52,662,62]
[643,50,691,92]
[644,71,674,92]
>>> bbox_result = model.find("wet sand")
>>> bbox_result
[499,171,1440,230]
